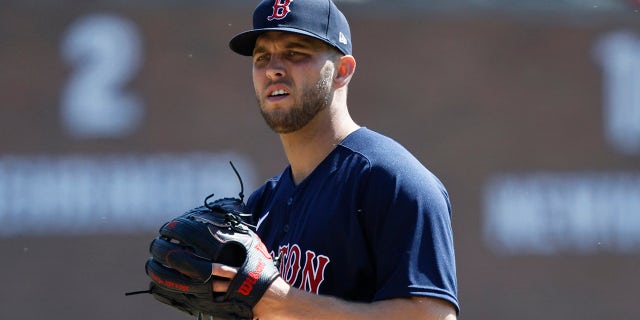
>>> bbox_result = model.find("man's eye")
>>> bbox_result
[254,54,269,62]
[288,51,306,58]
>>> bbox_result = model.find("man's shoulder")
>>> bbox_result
[340,127,447,193]
[340,127,400,152]
[340,127,422,170]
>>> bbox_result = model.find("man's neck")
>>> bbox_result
[279,110,359,185]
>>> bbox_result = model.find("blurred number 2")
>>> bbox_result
[60,13,144,139]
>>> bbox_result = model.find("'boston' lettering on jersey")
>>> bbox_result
[274,243,330,294]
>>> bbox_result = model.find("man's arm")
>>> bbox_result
[213,264,457,320]
[253,277,457,320]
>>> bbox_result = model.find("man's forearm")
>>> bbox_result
[253,277,457,320]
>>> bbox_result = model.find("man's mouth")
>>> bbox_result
[269,89,290,97]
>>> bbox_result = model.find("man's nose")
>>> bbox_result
[266,56,286,79]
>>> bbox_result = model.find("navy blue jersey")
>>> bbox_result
[246,127,459,313]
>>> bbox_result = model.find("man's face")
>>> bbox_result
[252,32,338,134]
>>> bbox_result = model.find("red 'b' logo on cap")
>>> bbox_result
[267,0,293,21]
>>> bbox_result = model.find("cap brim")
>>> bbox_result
[228,27,335,56]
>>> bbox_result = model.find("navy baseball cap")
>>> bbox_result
[229,0,352,56]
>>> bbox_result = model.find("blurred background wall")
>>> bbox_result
[1,0,640,319]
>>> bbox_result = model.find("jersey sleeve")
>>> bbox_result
[360,159,460,314]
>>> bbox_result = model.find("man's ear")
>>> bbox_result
[334,55,356,88]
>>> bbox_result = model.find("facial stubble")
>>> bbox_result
[258,70,334,134]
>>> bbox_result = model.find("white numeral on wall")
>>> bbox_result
[60,13,144,139]
[594,30,640,155]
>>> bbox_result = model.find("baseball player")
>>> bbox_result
[204,0,462,319]
[132,0,459,318]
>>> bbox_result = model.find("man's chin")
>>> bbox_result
[266,122,300,134]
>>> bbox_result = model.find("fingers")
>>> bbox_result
[211,263,238,293]
[212,263,238,278]
[212,279,231,293]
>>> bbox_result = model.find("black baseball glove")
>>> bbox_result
[127,165,280,320]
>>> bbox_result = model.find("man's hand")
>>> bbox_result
[129,198,280,320]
